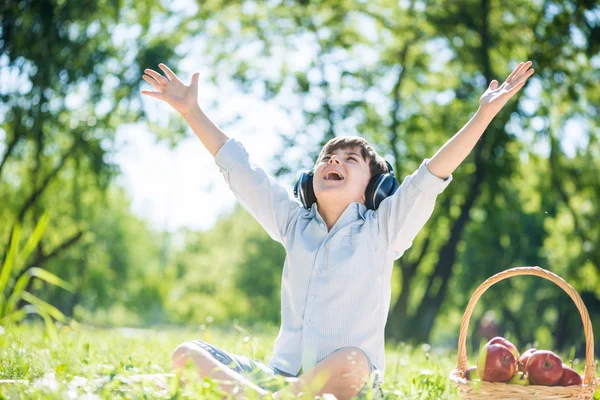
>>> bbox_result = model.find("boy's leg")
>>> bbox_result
[171,340,268,397]
[272,346,372,400]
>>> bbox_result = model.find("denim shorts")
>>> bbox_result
[190,340,384,399]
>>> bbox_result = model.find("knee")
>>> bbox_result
[331,347,371,395]
[171,341,211,370]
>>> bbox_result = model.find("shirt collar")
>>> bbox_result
[308,201,367,223]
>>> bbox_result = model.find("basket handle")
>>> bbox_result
[456,266,596,385]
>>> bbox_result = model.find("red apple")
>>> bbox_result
[518,348,538,373]
[477,343,517,382]
[526,350,563,386]
[508,371,530,385]
[557,364,582,386]
[465,365,479,380]
[489,336,520,361]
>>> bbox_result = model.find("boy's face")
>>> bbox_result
[313,146,372,207]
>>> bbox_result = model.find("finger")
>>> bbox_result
[508,61,532,83]
[510,61,531,82]
[505,62,524,84]
[144,69,169,86]
[512,61,533,82]
[142,75,164,92]
[141,90,166,101]
[190,72,200,90]
[488,79,499,90]
[509,68,535,88]
[506,80,526,95]
[158,63,179,82]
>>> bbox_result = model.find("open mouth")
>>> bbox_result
[324,171,344,181]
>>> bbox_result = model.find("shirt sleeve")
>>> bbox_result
[373,158,452,259]
[214,138,302,245]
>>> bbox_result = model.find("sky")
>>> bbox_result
[112,103,291,233]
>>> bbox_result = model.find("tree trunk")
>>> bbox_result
[385,0,493,344]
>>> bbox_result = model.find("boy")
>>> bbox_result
[142,61,534,399]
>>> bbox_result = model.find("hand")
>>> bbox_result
[479,60,535,115]
[141,63,200,115]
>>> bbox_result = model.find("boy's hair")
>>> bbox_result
[316,136,390,178]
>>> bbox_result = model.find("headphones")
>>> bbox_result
[293,160,399,211]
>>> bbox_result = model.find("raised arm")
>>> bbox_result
[142,63,228,156]
[142,64,301,244]
[426,61,535,179]
[375,61,534,256]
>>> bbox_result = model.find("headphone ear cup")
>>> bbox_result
[303,172,317,208]
[365,174,399,210]
[294,171,317,209]
[365,175,383,210]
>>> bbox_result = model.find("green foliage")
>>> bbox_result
[165,205,284,326]
[0,212,72,341]
[63,187,171,327]
[0,0,185,327]
[234,215,286,324]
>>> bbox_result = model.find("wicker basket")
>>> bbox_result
[449,266,598,399]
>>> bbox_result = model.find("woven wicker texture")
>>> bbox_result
[449,266,597,399]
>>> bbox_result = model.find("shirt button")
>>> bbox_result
[307,319,312,326]
[311,295,316,301]
[319,223,325,229]
[315,270,321,275]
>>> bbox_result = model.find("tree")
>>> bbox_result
[0,0,184,317]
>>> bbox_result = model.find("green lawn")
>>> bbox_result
[4,321,579,399]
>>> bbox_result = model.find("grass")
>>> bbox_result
[1,322,596,399]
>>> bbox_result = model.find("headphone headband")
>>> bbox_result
[385,160,394,175]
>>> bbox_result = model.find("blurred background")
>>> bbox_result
[1,0,599,357]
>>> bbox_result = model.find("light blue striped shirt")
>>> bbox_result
[214,138,452,381]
